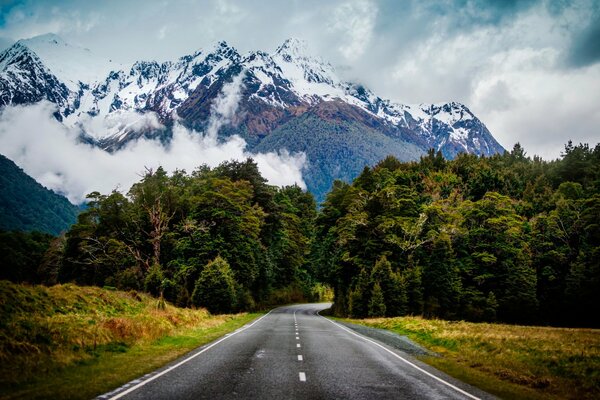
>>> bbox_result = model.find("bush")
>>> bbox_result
[191,257,237,314]
[144,265,164,297]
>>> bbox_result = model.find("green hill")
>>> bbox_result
[0,154,79,235]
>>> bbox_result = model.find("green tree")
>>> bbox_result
[368,282,386,317]
[191,256,238,314]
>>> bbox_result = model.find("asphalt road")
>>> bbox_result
[99,303,494,400]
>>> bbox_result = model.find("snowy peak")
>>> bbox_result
[17,33,119,90]
[275,38,308,59]
[418,101,475,124]
[0,34,504,158]
[0,39,73,110]
[19,33,67,48]
[0,41,39,71]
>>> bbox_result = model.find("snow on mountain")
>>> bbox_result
[18,33,120,90]
[0,33,504,159]
[0,40,73,111]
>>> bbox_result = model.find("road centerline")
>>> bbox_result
[104,310,273,400]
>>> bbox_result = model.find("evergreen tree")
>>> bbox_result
[368,282,386,317]
[191,256,238,314]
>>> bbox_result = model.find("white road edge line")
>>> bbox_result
[106,310,274,400]
[318,313,482,400]
[299,372,306,382]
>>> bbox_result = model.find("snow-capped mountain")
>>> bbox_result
[0,34,504,200]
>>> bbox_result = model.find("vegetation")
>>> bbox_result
[253,114,422,203]
[315,142,600,327]
[1,140,599,397]
[344,316,600,400]
[0,154,79,235]
[2,140,599,328]
[0,280,258,399]
[0,231,54,283]
[25,159,322,310]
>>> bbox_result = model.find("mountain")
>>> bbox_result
[0,154,79,235]
[0,34,505,201]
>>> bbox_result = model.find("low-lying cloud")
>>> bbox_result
[0,100,306,204]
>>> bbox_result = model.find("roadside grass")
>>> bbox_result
[0,280,260,399]
[340,316,600,400]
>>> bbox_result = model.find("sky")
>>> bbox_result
[0,0,598,177]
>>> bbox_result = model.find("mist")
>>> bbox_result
[0,73,306,204]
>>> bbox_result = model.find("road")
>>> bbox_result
[100,303,493,400]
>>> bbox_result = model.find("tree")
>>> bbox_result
[191,256,238,314]
[368,283,386,317]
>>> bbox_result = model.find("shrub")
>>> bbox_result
[191,257,237,314]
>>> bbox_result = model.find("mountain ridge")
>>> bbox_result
[0,34,505,201]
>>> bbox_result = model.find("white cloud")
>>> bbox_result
[0,0,598,161]
[71,109,164,140]
[0,101,306,204]
[206,71,245,142]
[327,0,377,61]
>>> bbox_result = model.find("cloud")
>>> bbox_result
[0,36,13,52]
[567,12,600,68]
[0,101,306,204]
[71,109,164,140]
[327,0,377,61]
[0,0,598,160]
[206,70,245,142]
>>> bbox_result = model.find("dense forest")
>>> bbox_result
[1,141,598,326]
[1,160,321,312]
[0,154,79,235]
[314,142,600,327]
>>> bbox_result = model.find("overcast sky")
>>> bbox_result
[0,0,599,159]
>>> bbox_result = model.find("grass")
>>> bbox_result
[340,316,600,400]
[0,281,260,399]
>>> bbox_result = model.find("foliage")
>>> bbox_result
[0,154,79,235]
[50,159,319,311]
[0,280,256,399]
[191,257,238,314]
[316,142,600,326]
[0,230,54,283]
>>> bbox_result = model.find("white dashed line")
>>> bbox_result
[296,336,300,340]
[105,310,274,399]
[297,343,301,348]
[299,372,306,382]
[298,355,303,361]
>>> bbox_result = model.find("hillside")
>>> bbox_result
[0,154,79,235]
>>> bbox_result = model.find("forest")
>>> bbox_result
[314,142,600,327]
[1,141,598,326]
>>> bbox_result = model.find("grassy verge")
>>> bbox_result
[0,281,260,399]
[340,316,599,400]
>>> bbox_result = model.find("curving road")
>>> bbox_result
[99,303,494,400]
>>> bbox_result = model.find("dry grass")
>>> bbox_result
[0,281,256,398]
[344,316,600,400]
